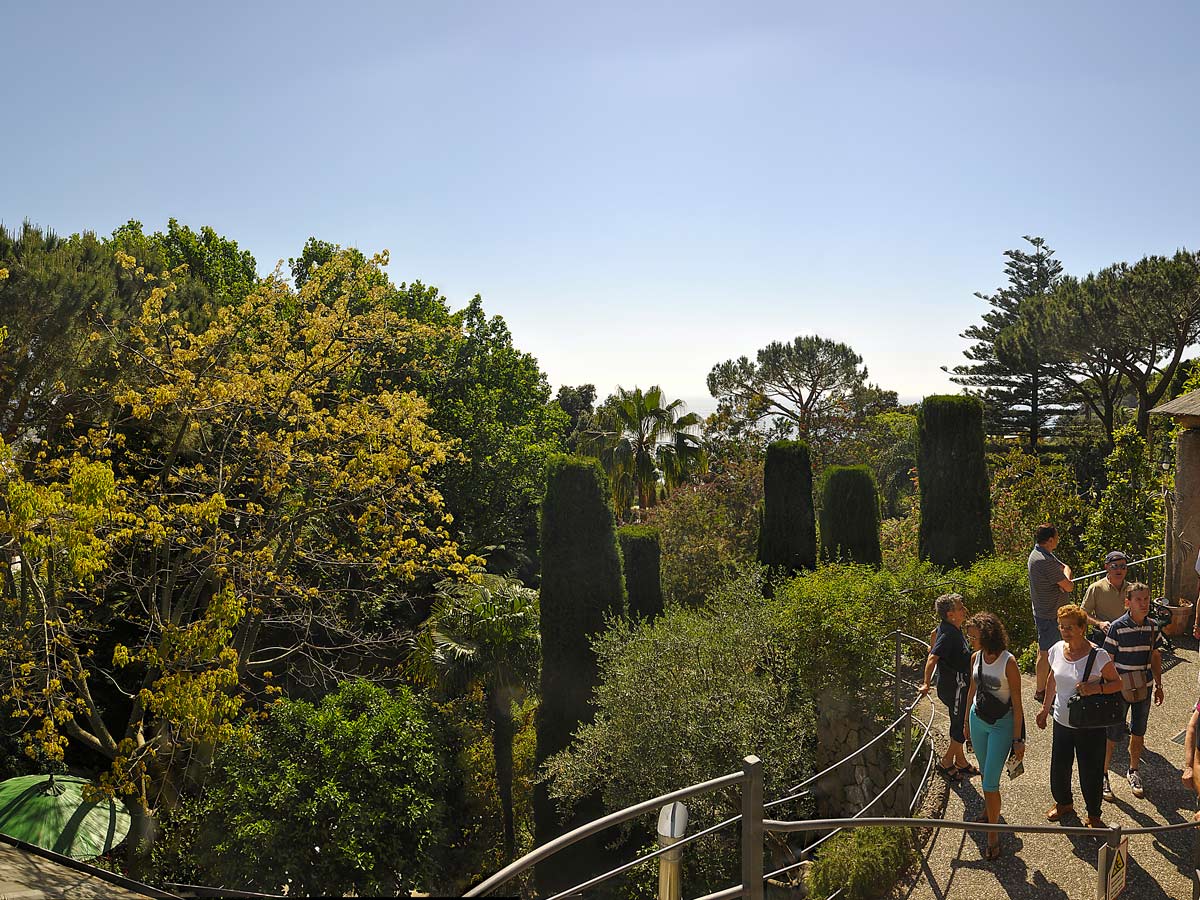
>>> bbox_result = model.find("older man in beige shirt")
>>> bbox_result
[1082,550,1129,635]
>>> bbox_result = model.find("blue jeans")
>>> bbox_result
[970,707,1014,792]
[1034,614,1060,651]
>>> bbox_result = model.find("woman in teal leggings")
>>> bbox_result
[964,612,1026,860]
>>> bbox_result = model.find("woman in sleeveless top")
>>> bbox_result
[964,612,1025,860]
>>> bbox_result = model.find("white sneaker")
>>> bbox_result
[1102,773,1115,802]
[1128,769,1144,798]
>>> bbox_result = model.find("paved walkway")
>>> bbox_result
[898,636,1200,900]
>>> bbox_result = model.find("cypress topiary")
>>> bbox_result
[534,455,626,891]
[757,440,816,573]
[819,465,882,566]
[917,395,994,568]
[618,525,664,619]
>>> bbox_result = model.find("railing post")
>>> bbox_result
[900,704,913,812]
[742,755,764,900]
[657,802,687,900]
[1193,811,1200,900]
[893,630,902,720]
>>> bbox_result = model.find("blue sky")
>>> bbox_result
[4,1,1200,411]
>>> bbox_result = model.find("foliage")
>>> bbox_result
[819,465,882,566]
[617,525,664,620]
[807,826,913,900]
[707,335,898,473]
[847,409,918,518]
[1081,425,1162,571]
[880,508,920,572]
[989,446,1089,569]
[408,575,540,859]
[758,440,816,574]
[917,395,993,568]
[0,249,471,853]
[535,454,626,892]
[583,385,706,515]
[543,572,811,893]
[644,457,763,605]
[947,236,1071,452]
[949,555,1037,651]
[182,681,445,896]
[553,383,597,452]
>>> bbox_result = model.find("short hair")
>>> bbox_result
[1034,524,1057,544]
[966,612,1008,654]
[1125,581,1150,597]
[1056,603,1087,628]
[935,593,963,620]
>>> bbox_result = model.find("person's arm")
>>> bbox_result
[1037,668,1056,729]
[1082,587,1109,631]
[1151,646,1164,706]
[918,653,939,695]
[964,652,978,742]
[1056,559,1074,593]
[1006,656,1025,760]
[1080,659,1122,695]
[1184,708,1200,792]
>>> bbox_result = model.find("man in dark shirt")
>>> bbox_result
[1028,524,1074,703]
[919,593,976,779]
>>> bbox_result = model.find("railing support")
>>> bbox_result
[1192,804,1200,900]
[893,630,902,720]
[657,802,687,900]
[742,755,764,900]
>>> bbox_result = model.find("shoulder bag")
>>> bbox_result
[973,652,1012,725]
[1066,648,1124,729]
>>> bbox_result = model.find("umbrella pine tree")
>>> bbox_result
[757,441,816,573]
[819,465,882,566]
[534,455,626,893]
[918,396,994,568]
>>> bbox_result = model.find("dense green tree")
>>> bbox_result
[917,396,993,568]
[534,455,626,894]
[584,385,706,515]
[819,466,882,566]
[182,681,445,895]
[1081,426,1162,571]
[553,383,597,451]
[947,236,1073,452]
[617,525,664,619]
[758,440,816,573]
[408,575,540,860]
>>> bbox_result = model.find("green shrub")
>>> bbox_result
[807,826,914,900]
[1082,426,1162,572]
[171,681,444,896]
[758,440,816,573]
[535,454,626,893]
[820,465,882,566]
[918,396,993,568]
[949,555,1034,651]
[1017,640,1039,674]
[618,525,664,619]
[990,445,1088,570]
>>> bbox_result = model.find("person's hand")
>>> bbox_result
[1036,709,1048,730]
[917,683,930,696]
[1155,684,1164,706]
[1063,565,1073,580]
[1014,743,1026,761]
[1099,621,1111,633]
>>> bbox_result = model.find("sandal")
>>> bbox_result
[985,841,1002,860]
[937,763,963,781]
[958,764,981,777]
[1046,803,1074,822]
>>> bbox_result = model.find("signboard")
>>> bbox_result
[1096,834,1129,899]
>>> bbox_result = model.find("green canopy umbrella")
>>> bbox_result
[0,774,131,859]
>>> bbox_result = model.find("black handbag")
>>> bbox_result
[1066,647,1124,729]
[973,652,1012,725]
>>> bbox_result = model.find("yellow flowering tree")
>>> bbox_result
[0,250,471,862]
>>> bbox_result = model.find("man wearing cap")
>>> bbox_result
[1083,551,1130,636]
[1029,524,1074,704]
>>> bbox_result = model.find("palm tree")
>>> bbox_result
[584,385,707,514]
[408,575,539,860]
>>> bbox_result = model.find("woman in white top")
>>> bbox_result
[1035,603,1122,827]
[964,612,1025,860]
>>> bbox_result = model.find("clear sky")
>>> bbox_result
[5,1,1200,412]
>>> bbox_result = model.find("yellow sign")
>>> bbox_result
[1106,836,1128,899]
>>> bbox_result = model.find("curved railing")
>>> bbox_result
[466,629,938,900]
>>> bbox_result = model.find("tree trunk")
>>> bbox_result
[487,687,517,860]
[125,799,160,879]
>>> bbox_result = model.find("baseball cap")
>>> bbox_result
[1104,550,1129,565]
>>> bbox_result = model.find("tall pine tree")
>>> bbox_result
[946,236,1072,453]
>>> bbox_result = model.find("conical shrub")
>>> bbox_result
[820,465,882,566]
[757,440,816,573]
[618,525,664,619]
[917,395,993,568]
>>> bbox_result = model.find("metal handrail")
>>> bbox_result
[465,769,747,896]
[1071,552,1165,584]
[763,813,1200,839]
[468,629,938,899]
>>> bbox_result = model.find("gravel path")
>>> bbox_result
[897,636,1200,899]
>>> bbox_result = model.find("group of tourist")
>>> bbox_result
[917,523,1166,860]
